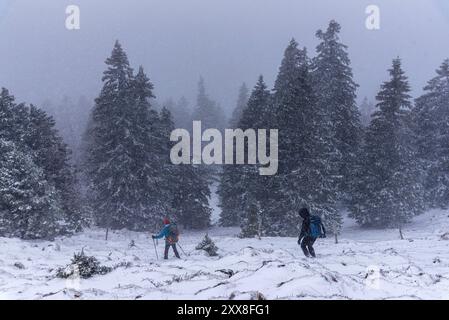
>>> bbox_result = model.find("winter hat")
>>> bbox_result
[163,218,170,225]
[299,208,310,219]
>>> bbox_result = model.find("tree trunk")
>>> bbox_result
[399,226,404,240]
[105,227,109,241]
[334,233,338,244]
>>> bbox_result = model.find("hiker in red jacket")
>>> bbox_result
[152,218,181,259]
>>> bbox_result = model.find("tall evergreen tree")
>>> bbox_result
[229,83,249,128]
[313,20,362,200]
[412,60,449,208]
[270,39,339,236]
[0,89,81,238]
[237,76,273,237]
[25,105,83,232]
[360,97,376,127]
[166,97,192,130]
[0,140,62,239]
[191,77,226,131]
[350,59,424,232]
[87,42,164,233]
[161,107,212,229]
[218,82,251,227]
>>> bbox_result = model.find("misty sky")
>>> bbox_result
[1,0,449,116]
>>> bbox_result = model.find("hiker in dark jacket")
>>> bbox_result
[152,218,181,260]
[297,208,326,258]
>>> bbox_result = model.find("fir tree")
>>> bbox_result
[229,83,249,128]
[155,105,212,230]
[195,234,218,256]
[191,77,226,131]
[87,42,163,234]
[350,59,424,231]
[270,39,339,236]
[360,97,376,127]
[313,20,362,200]
[166,96,192,130]
[412,60,449,208]
[0,140,61,239]
[234,76,272,235]
[0,89,84,236]
[218,82,251,227]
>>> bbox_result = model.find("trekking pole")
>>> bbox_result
[177,242,189,256]
[152,238,159,260]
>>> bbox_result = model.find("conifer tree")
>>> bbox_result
[350,59,424,231]
[360,97,376,127]
[166,97,192,130]
[313,20,362,200]
[270,39,339,236]
[0,89,84,236]
[218,82,250,227]
[229,83,249,128]
[191,77,226,131]
[235,76,272,236]
[0,139,61,239]
[87,42,163,233]
[412,60,449,208]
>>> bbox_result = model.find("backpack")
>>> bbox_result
[167,223,180,244]
[309,216,323,238]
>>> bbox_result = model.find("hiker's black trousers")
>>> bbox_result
[300,236,316,257]
[164,242,180,259]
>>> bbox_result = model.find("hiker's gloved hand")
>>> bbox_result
[297,238,301,245]
[152,235,156,239]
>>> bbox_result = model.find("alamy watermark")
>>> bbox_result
[66,5,80,30]
[170,121,278,176]
[365,5,380,30]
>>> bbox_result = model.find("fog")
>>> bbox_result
[1,0,449,114]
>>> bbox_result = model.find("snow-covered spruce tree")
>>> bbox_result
[312,20,363,201]
[195,234,218,256]
[0,89,83,236]
[172,163,212,229]
[218,83,250,227]
[0,139,62,239]
[240,200,261,239]
[0,88,18,141]
[191,77,226,178]
[0,88,29,144]
[191,77,226,132]
[86,42,165,234]
[360,97,376,127]
[166,96,192,131]
[161,106,212,229]
[229,83,249,128]
[412,60,449,209]
[235,76,272,236]
[350,59,424,232]
[25,105,84,233]
[268,39,339,236]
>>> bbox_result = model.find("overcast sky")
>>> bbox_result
[1,0,449,115]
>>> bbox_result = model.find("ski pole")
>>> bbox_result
[152,238,159,260]
[177,242,189,256]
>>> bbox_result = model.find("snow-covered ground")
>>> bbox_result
[1,209,449,300]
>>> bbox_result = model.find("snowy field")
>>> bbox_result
[0,209,449,300]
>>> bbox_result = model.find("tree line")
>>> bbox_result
[1,21,448,240]
[219,20,449,239]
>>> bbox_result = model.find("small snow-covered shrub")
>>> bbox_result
[56,251,112,279]
[440,232,449,240]
[195,234,218,257]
